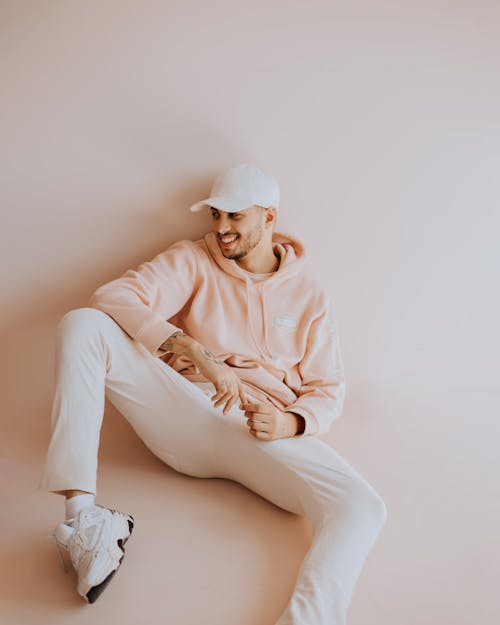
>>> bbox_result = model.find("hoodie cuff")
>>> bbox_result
[283,405,319,437]
[135,315,184,357]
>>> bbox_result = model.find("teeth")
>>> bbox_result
[221,235,238,243]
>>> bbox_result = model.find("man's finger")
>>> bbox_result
[213,386,232,401]
[237,381,248,404]
[240,402,270,416]
[212,380,228,401]
[247,419,270,432]
[239,402,262,410]
[223,392,240,414]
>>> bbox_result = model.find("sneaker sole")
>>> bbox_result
[85,514,134,604]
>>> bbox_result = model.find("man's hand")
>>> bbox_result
[161,332,247,415]
[240,402,304,440]
[190,346,247,415]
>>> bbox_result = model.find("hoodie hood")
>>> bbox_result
[203,230,307,284]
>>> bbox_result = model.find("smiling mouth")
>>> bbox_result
[219,234,239,247]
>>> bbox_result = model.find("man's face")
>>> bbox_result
[210,205,268,261]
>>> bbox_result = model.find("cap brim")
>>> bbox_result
[189,196,256,213]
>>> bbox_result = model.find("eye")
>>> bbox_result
[210,211,242,219]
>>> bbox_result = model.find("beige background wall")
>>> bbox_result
[1,1,498,624]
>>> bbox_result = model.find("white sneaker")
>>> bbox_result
[53,504,134,603]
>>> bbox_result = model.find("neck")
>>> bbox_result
[236,248,280,274]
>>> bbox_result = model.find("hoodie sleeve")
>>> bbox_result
[88,240,199,357]
[283,296,346,436]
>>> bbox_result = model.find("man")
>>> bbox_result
[39,163,387,624]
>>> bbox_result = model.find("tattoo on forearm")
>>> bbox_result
[200,347,225,365]
[164,331,187,352]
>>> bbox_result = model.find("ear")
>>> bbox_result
[265,207,276,227]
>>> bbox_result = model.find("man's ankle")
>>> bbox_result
[56,489,93,500]
[64,492,96,521]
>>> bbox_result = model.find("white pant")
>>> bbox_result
[39,308,387,625]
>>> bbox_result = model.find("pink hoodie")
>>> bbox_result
[88,230,346,436]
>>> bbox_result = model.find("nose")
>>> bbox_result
[214,214,233,235]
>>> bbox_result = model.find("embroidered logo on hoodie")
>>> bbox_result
[273,313,298,333]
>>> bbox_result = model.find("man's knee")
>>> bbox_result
[59,307,109,327]
[345,480,388,529]
[57,307,113,340]
[322,478,388,531]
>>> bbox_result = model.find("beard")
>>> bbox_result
[223,222,264,261]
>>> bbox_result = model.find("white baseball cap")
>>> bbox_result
[189,163,280,213]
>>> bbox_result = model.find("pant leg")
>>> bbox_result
[40,306,387,625]
[39,307,232,494]
[206,392,388,625]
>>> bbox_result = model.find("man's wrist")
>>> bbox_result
[285,411,306,436]
[160,331,199,358]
